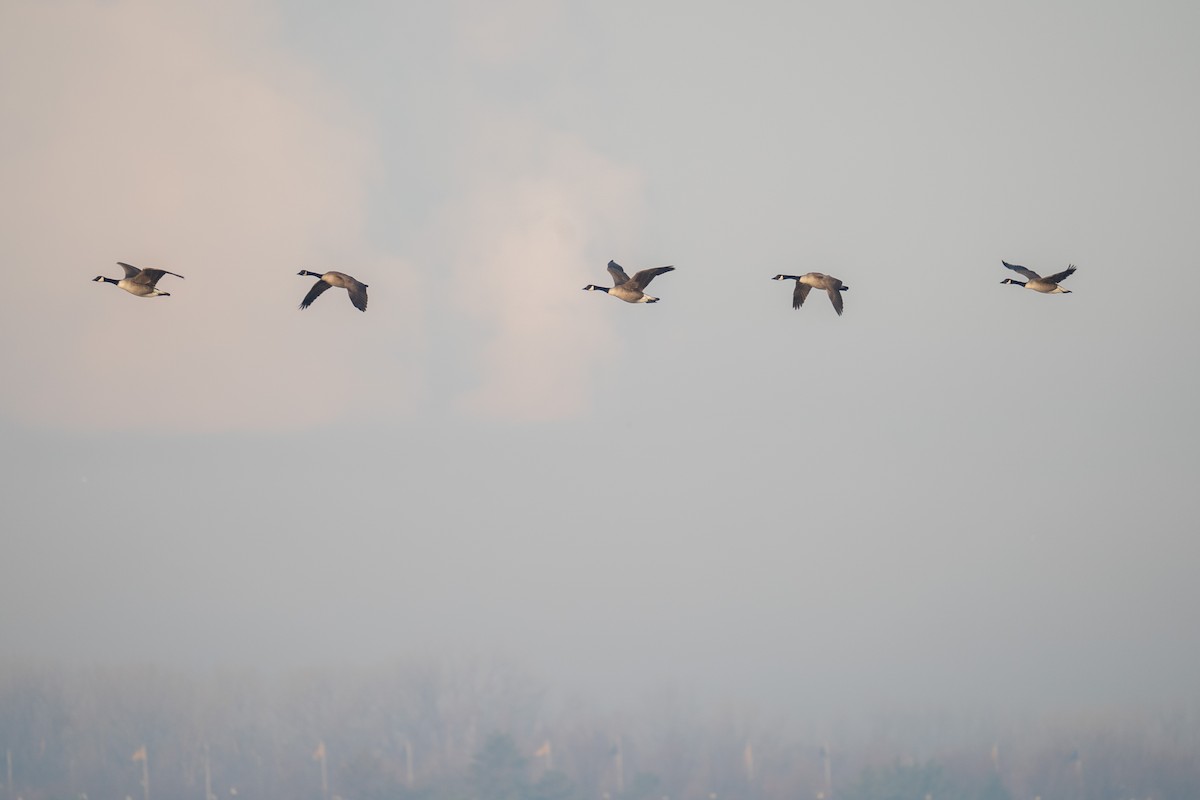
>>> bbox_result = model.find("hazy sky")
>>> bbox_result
[2,0,1198,719]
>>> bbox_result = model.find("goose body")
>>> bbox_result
[93,262,183,297]
[583,260,675,303]
[1000,261,1076,293]
[772,272,848,315]
[297,270,368,311]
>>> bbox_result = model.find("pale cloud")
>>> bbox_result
[456,0,565,65]
[0,1,424,432]
[415,0,651,420]
[0,0,641,431]
[439,119,644,420]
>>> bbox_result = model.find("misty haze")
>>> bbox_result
[3,1,1199,800]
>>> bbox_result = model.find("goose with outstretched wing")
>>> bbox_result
[772,272,849,315]
[297,270,369,312]
[583,260,675,303]
[93,262,184,298]
[1000,261,1076,294]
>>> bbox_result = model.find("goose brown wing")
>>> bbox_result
[827,286,844,316]
[628,265,674,290]
[117,262,142,279]
[1043,264,1077,284]
[300,279,332,309]
[1002,261,1042,281]
[606,260,632,286]
[793,282,812,309]
[132,268,184,286]
[346,281,368,312]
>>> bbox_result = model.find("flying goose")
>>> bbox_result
[93,262,184,297]
[772,272,849,315]
[297,270,368,312]
[1000,261,1076,293]
[583,260,675,303]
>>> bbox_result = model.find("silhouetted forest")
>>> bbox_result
[2,659,1197,800]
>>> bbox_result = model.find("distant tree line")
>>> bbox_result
[1,659,1198,800]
